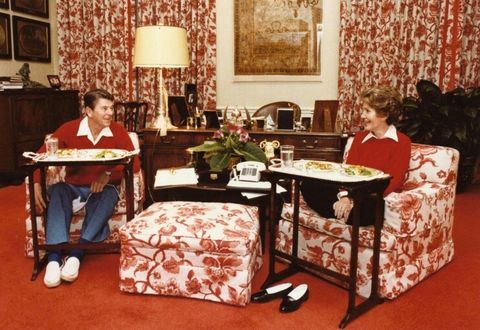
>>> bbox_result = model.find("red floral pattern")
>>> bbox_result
[277,142,459,299]
[56,1,217,124]
[118,201,262,306]
[338,0,479,131]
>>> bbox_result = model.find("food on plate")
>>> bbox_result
[95,149,120,159]
[342,165,378,177]
[57,149,77,157]
[305,161,334,171]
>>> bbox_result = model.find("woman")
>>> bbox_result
[301,86,411,226]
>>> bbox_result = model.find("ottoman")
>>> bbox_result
[119,201,263,306]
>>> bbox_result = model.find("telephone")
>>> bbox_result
[231,161,266,182]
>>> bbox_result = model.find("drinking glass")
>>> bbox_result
[45,134,59,158]
[280,145,294,167]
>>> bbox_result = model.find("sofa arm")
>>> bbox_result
[383,182,456,237]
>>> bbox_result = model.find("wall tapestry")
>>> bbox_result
[234,0,322,76]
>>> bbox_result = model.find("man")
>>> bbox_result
[34,89,141,288]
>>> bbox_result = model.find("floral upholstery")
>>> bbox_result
[24,133,144,257]
[119,201,263,306]
[277,142,459,299]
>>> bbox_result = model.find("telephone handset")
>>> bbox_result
[231,161,266,182]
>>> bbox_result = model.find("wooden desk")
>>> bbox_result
[23,156,135,281]
[142,128,344,205]
[262,169,390,328]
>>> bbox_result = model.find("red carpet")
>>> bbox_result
[1,183,479,329]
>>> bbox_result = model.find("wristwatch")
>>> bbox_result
[337,190,348,200]
[104,171,112,177]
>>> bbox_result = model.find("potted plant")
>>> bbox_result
[398,80,480,191]
[188,123,267,181]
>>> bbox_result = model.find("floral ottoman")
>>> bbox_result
[119,201,263,306]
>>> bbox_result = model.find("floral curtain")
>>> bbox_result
[338,0,480,131]
[56,1,216,122]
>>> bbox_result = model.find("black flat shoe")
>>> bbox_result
[279,284,309,313]
[251,282,294,303]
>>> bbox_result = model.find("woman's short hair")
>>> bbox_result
[84,89,114,110]
[360,87,402,125]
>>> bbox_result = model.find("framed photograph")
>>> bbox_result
[12,16,51,62]
[0,13,12,59]
[0,0,9,10]
[47,75,61,89]
[11,0,49,18]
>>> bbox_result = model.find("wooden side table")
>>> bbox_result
[23,156,135,281]
[262,168,390,328]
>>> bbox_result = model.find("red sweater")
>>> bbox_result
[35,119,141,186]
[346,130,411,196]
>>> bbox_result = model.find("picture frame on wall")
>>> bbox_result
[0,0,9,10]
[11,0,49,18]
[0,13,12,59]
[12,16,51,63]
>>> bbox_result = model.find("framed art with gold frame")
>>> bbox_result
[12,16,51,62]
[0,13,11,59]
[11,0,49,18]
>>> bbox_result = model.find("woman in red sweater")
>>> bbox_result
[301,86,411,225]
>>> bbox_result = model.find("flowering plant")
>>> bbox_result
[188,123,267,171]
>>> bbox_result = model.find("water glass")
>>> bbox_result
[280,145,294,167]
[45,134,59,158]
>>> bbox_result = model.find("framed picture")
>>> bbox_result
[312,100,339,132]
[47,75,61,89]
[234,0,323,77]
[0,0,9,10]
[0,13,11,59]
[12,16,51,62]
[11,0,49,18]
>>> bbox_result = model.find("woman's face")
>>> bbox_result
[360,103,387,132]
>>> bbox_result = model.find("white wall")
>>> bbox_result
[0,1,58,86]
[216,0,340,113]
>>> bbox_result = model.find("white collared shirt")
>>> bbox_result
[77,116,113,145]
[362,125,399,143]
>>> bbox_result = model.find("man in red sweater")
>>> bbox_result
[301,86,411,225]
[34,89,140,288]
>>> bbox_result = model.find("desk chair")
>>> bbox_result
[113,102,148,136]
[253,101,301,123]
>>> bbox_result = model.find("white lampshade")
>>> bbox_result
[133,25,189,68]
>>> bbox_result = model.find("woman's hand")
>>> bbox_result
[333,197,354,221]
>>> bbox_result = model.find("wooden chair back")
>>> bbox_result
[113,102,148,134]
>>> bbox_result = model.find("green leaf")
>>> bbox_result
[209,152,231,171]
[235,142,267,163]
[188,142,225,153]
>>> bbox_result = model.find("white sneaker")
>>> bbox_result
[44,261,62,288]
[61,257,80,282]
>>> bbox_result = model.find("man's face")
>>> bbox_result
[86,98,114,129]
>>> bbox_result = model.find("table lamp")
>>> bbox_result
[133,25,190,136]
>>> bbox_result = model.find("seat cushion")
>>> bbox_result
[120,201,260,256]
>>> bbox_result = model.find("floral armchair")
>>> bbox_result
[24,133,145,257]
[276,141,459,299]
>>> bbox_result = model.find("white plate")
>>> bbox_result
[293,160,339,172]
[43,149,129,162]
[339,165,383,178]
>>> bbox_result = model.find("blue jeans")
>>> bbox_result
[45,182,119,244]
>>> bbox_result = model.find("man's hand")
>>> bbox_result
[34,182,47,214]
[333,197,354,221]
[90,172,110,193]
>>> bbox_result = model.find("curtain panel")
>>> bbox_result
[338,0,480,131]
[56,0,216,122]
